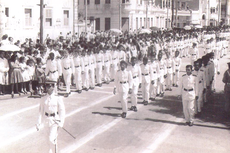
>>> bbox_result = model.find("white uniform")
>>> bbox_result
[150,61,159,99]
[114,69,133,113]
[111,50,119,80]
[211,59,220,91]
[95,52,104,85]
[88,54,96,88]
[173,56,181,86]
[129,64,142,107]
[61,56,75,93]
[103,51,112,82]
[165,57,174,90]
[140,64,153,102]
[73,56,84,91]
[179,74,198,123]
[37,93,65,153]
[157,59,166,95]
[82,55,90,89]
[190,47,199,65]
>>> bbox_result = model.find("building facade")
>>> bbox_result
[78,0,174,32]
[0,0,77,42]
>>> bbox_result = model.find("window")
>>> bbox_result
[5,7,9,17]
[95,18,100,30]
[122,0,130,3]
[105,0,110,4]
[202,14,206,20]
[136,17,138,29]
[95,0,100,4]
[148,18,150,28]
[144,18,146,28]
[45,9,52,26]
[151,18,153,27]
[25,9,32,26]
[84,0,90,5]
[64,10,69,26]
[105,18,111,31]
[211,7,215,14]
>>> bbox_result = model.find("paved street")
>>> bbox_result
[0,47,230,153]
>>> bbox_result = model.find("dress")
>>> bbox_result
[19,63,30,82]
[9,61,23,84]
[0,57,9,85]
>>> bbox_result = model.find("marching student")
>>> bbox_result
[128,57,141,112]
[140,57,154,105]
[61,50,75,97]
[165,52,174,91]
[173,50,181,87]
[114,60,132,118]
[178,65,199,126]
[157,51,166,97]
[149,53,159,101]
[73,49,84,93]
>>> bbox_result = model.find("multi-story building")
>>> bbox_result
[0,0,78,42]
[78,0,173,32]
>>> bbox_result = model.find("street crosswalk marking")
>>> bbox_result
[0,104,39,121]
[142,118,183,153]
[0,94,115,149]
[89,90,113,94]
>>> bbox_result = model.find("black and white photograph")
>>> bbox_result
[0,0,230,152]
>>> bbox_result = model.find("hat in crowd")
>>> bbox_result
[45,81,56,88]
[120,60,127,66]
[117,44,125,51]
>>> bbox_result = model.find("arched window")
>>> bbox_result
[202,14,206,20]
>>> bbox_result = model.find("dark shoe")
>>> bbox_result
[175,85,178,87]
[160,93,164,97]
[78,90,82,93]
[169,88,172,91]
[130,106,134,110]
[189,121,194,126]
[0,92,3,95]
[156,94,160,97]
[133,106,137,112]
[64,93,69,97]
[165,88,169,91]
[172,84,175,87]
[18,92,21,96]
[144,101,148,105]
[85,88,89,91]
[185,122,189,126]
[99,83,102,87]
[121,112,127,118]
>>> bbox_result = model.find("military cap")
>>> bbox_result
[45,81,56,88]
[117,44,125,51]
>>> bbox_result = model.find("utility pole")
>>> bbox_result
[166,0,169,28]
[40,0,44,44]
[119,0,121,30]
[171,0,174,28]
[218,0,221,25]
[146,1,148,28]
[85,0,87,32]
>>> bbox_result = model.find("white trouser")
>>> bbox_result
[111,64,118,80]
[82,67,89,88]
[196,88,203,113]
[182,98,195,122]
[150,79,157,98]
[74,67,82,90]
[119,91,128,113]
[104,63,111,82]
[166,73,173,89]
[43,118,59,153]
[96,63,103,84]
[131,78,139,106]
[142,79,150,101]
[173,70,180,85]
[89,68,95,88]
[63,69,72,93]
[157,75,165,94]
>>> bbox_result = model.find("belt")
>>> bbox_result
[50,70,57,73]
[120,81,128,84]
[119,58,123,60]
[45,112,58,117]
[64,67,70,70]
[192,54,196,56]
[176,65,179,66]
[97,61,101,63]
[142,73,149,76]
[85,64,88,67]
[160,68,163,70]
[133,75,138,79]
[75,65,80,68]
[167,67,172,69]
[184,88,193,91]
[199,81,202,84]
[105,60,109,62]
[113,58,116,60]
[91,63,94,64]
[153,71,156,74]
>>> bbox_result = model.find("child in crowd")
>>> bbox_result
[19,56,30,94]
